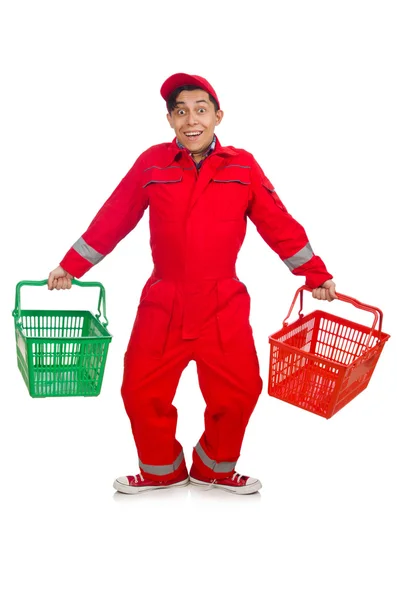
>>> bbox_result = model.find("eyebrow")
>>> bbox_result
[175,99,209,106]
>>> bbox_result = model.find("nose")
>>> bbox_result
[186,111,198,126]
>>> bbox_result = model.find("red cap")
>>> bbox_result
[160,73,220,109]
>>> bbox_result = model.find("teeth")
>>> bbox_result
[185,132,201,137]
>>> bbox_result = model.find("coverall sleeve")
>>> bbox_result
[247,157,333,289]
[60,154,149,278]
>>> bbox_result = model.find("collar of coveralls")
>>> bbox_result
[176,135,216,169]
[167,135,238,164]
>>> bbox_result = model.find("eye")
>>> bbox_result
[177,109,186,115]
[198,108,206,113]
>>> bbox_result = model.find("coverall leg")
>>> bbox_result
[193,344,263,479]
[121,276,263,482]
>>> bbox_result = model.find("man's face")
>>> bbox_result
[166,89,224,160]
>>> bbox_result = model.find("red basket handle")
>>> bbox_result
[283,285,383,334]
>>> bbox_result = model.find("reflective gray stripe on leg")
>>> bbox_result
[139,450,184,476]
[72,237,104,265]
[283,242,314,271]
[195,442,236,473]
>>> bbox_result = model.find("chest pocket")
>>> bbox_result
[142,166,184,222]
[142,166,183,187]
[210,166,251,221]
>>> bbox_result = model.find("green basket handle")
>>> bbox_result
[12,280,109,328]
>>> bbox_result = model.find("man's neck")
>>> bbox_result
[190,149,209,164]
[176,136,217,164]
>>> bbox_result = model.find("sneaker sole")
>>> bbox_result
[189,477,262,495]
[113,477,190,495]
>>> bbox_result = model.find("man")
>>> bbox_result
[48,73,336,495]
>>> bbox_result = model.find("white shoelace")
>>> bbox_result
[132,473,144,484]
[203,479,217,491]
[204,472,244,491]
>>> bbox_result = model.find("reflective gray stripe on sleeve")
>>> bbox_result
[72,237,104,265]
[195,442,236,473]
[139,450,184,476]
[283,242,314,271]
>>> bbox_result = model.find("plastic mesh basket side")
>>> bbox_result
[268,310,389,418]
[15,310,111,398]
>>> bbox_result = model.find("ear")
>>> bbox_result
[215,110,224,126]
[166,113,174,128]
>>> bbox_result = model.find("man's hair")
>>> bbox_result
[166,85,220,114]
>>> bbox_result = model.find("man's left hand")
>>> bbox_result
[312,279,337,302]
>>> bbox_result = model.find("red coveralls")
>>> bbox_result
[60,137,332,481]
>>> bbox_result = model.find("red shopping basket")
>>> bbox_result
[268,286,390,419]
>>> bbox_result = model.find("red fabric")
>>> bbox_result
[60,247,92,279]
[121,278,263,482]
[190,464,250,486]
[60,137,332,287]
[160,72,221,108]
[127,466,188,487]
[59,137,333,475]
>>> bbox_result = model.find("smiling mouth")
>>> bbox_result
[184,131,203,141]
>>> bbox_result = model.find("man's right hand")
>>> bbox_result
[48,266,73,290]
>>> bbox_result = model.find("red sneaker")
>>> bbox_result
[189,464,262,495]
[113,468,189,494]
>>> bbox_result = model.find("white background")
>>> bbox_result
[1,1,396,598]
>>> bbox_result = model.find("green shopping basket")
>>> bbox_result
[13,280,112,398]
